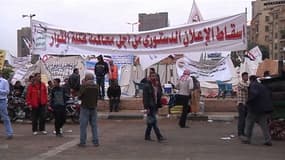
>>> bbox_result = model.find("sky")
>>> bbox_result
[0,0,253,56]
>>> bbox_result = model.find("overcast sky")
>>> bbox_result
[0,0,253,56]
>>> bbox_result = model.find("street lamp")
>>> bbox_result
[127,22,140,32]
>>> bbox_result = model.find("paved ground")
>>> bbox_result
[1,119,285,160]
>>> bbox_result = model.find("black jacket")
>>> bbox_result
[107,85,121,98]
[143,80,162,110]
[94,61,109,77]
[247,81,273,114]
[68,73,80,91]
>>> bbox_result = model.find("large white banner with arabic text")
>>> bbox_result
[31,13,246,55]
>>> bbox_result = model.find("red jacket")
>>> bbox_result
[26,82,48,108]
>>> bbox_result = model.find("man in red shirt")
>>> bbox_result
[26,73,48,135]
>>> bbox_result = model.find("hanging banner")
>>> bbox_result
[176,56,234,82]
[0,50,6,70]
[31,13,246,55]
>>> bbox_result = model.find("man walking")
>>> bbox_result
[175,69,194,128]
[0,71,13,139]
[242,75,273,146]
[143,72,165,142]
[237,72,249,137]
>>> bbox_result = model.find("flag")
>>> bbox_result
[23,37,32,50]
[187,0,204,23]
[244,46,262,61]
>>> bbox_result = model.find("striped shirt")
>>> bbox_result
[237,81,249,105]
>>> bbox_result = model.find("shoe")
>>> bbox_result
[77,143,86,147]
[56,133,63,137]
[145,137,155,141]
[33,132,38,135]
[158,137,167,143]
[264,142,272,146]
[93,143,100,147]
[6,135,13,140]
[41,131,48,135]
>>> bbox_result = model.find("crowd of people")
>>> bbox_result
[1,55,281,147]
[0,55,121,147]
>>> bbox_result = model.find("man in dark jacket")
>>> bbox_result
[143,72,165,142]
[50,78,68,137]
[242,75,273,146]
[107,81,121,112]
[68,68,80,97]
[94,55,109,100]
[77,73,99,147]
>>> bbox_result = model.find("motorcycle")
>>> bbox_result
[8,96,31,122]
[65,97,80,123]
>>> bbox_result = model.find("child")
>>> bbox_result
[50,78,68,137]
[107,81,121,112]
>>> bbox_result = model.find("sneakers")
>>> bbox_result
[93,143,100,147]
[41,131,48,135]
[77,143,86,147]
[6,135,13,140]
[264,142,273,146]
[33,132,38,135]
[158,137,167,143]
[145,137,155,142]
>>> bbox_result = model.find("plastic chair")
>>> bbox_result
[216,80,226,98]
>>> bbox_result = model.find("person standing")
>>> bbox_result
[107,81,121,112]
[94,55,109,100]
[175,69,194,128]
[26,73,48,135]
[143,72,166,142]
[68,68,80,97]
[237,72,249,137]
[242,75,273,146]
[108,60,118,85]
[50,78,68,137]
[0,71,13,139]
[77,73,100,147]
[190,76,201,114]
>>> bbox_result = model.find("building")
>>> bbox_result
[138,12,168,31]
[17,27,31,57]
[250,0,285,60]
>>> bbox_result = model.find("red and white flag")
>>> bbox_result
[187,0,204,23]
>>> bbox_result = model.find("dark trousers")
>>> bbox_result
[54,108,66,135]
[245,111,271,143]
[109,97,120,112]
[237,103,247,136]
[176,95,190,127]
[96,77,105,98]
[31,105,46,132]
[145,108,163,140]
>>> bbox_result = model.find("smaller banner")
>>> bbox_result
[176,56,233,82]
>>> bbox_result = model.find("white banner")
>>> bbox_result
[31,13,247,55]
[176,56,234,82]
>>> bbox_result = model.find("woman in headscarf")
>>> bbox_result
[175,69,194,128]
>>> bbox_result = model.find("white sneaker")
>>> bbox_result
[33,132,38,135]
[42,131,48,135]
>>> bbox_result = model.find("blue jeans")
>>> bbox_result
[0,99,13,136]
[96,77,105,98]
[79,107,99,145]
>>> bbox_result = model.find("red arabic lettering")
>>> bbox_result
[203,27,211,46]
[49,30,68,48]
[71,32,87,44]
[116,35,128,49]
[131,35,141,49]
[216,26,225,41]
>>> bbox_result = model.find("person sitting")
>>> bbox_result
[13,81,24,97]
[107,81,121,112]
